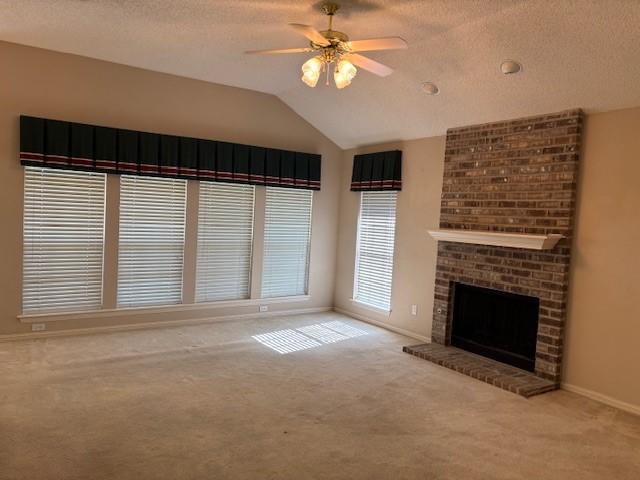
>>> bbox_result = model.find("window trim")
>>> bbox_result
[349,298,392,316]
[17,294,311,323]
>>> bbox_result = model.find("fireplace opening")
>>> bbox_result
[451,283,539,371]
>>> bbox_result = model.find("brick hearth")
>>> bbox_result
[403,344,556,397]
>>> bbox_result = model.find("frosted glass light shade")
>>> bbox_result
[301,56,323,88]
[302,70,320,87]
[337,59,356,80]
[334,59,357,89]
[333,71,350,89]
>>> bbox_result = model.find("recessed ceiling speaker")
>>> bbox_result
[422,82,440,95]
[501,60,522,75]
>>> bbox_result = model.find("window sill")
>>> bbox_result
[349,298,391,316]
[18,295,311,323]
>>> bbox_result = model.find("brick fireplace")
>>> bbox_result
[405,109,583,393]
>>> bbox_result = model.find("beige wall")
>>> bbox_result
[0,41,342,336]
[334,137,445,341]
[563,108,640,409]
[334,108,640,410]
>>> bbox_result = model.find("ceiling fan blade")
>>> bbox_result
[288,23,330,46]
[346,37,408,52]
[346,53,394,77]
[245,47,315,55]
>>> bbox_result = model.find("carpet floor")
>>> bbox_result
[1,312,638,479]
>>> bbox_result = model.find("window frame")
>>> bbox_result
[261,187,313,299]
[195,182,256,303]
[352,190,398,313]
[19,172,321,320]
[21,166,107,314]
[116,175,188,308]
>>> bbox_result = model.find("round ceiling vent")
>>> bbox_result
[422,82,440,95]
[501,60,522,75]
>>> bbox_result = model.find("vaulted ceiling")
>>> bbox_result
[2,0,639,148]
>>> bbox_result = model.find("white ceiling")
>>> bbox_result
[2,0,640,148]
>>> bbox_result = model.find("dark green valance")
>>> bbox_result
[19,116,321,190]
[351,150,402,191]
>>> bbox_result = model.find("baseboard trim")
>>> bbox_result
[0,307,331,343]
[561,382,640,417]
[334,307,430,343]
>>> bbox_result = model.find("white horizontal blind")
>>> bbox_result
[262,187,313,298]
[354,191,398,311]
[117,176,186,307]
[196,183,255,302]
[22,167,106,313]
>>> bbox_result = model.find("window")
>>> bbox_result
[22,167,106,313]
[196,183,255,302]
[117,176,186,307]
[262,187,312,298]
[353,191,397,311]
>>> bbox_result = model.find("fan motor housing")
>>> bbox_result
[319,29,349,44]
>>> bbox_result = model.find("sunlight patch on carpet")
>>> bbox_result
[252,329,321,354]
[296,324,348,343]
[253,321,369,354]
[321,321,368,338]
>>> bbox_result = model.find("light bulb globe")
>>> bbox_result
[302,56,323,75]
[334,70,351,89]
[301,70,320,88]
[337,59,357,81]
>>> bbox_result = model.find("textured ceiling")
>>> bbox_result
[1,0,640,148]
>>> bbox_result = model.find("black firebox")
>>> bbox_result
[451,283,539,372]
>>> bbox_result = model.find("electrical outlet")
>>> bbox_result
[259,305,268,313]
[31,323,46,332]
[411,304,418,316]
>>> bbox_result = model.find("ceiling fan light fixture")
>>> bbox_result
[334,59,357,89]
[333,70,350,89]
[337,59,357,80]
[301,68,321,87]
[301,56,323,87]
[249,2,407,90]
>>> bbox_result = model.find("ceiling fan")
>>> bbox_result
[245,2,408,89]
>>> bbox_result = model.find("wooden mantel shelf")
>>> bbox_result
[428,229,564,250]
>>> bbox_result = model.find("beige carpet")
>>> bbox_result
[1,312,638,480]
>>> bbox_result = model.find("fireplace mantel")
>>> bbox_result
[428,229,564,250]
